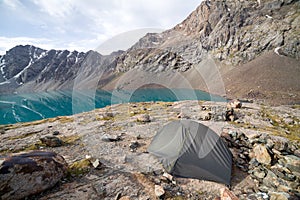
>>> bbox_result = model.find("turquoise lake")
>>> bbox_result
[0,89,226,125]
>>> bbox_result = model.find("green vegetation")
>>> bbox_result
[67,158,91,177]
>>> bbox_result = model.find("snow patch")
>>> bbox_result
[0,57,6,80]
[35,51,46,60]
[0,80,10,85]
[14,57,33,78]
[67,51,73,58]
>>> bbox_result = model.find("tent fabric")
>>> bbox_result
[148,120,232,185]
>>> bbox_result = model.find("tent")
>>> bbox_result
[148,120,232,185]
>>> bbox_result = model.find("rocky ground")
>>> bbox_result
[0,100,299,199]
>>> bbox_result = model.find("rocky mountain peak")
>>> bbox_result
[126,0,299,66]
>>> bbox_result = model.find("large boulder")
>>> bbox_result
[252,144,272,165]
[0,151,67,200]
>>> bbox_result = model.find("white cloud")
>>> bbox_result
[0,0,202,54]
[2,0,22,9]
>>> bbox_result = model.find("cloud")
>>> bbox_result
[0,0,202,53]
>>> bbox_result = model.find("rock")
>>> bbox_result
[263,170,280,189]
[129,140,139,152]
[252,144,272,165]
[98,112,114,120]
[247,192,269,200]
[283,118,294,125]
[92,159,100,168]
[119,196,131,200]
[177,112,190,119]
[136,114,151,122]
[280,155,300,174]
[52,130,60,135]
[269,136,289,152]
[227,99,242,109]
[154,185,165,198]
[252,168,266,179]
[40,135,63,147]
[199,111,212,120]
[225,109,236,122]
[0,151,67,200]
[162,172,174,182]
[219,188,239,200]
[294,149,300,158]
[269,192,290,200]
[101,134,121,142]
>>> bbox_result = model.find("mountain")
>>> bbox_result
[0,0,299,104]
[0,45,121,93]
[111,0,300,104]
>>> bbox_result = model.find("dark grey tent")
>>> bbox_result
[148,120,232,185]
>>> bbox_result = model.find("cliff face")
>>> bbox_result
[117,0,299,72]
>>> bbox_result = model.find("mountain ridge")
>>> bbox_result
[0,0,299,104]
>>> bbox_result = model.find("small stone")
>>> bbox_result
[253,169,266,179]
[119,196,131,200]
[219,188,239,200]
[177,112,189,119]
[269,192,290,200]
[199,111,211,120]
[283,118,294,125]
[154,185,165,198]
[137,114,151,122]
[225,109,236,121]
[294,149,300,158]
[92,159,100,168]
[40,135,63,147]
[227,99,242,109]
[52,130,60,135]
[162,172,173,181]
[129,140,139,152]
[101,134,121,142]
[0,128,5,134]
[252,144,272,165]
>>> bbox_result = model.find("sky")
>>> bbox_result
[0,0,202,55]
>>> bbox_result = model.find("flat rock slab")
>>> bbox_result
[0,151,67,200]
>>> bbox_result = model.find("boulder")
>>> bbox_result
[269,192,290,200]
[269,135,289,152]
[219,188,239,200]
[40,135,63,147]
[227,99,242,109]
[252,144,272,165]
[136,114,151,123]
[225,109,236,122]
[129,141,140,152]
[263,170,280,189]
[101,134,121,142]
[280,155,300,174]
[154,185,165,198]
[0,151,67,200]
[199,111,212,121]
